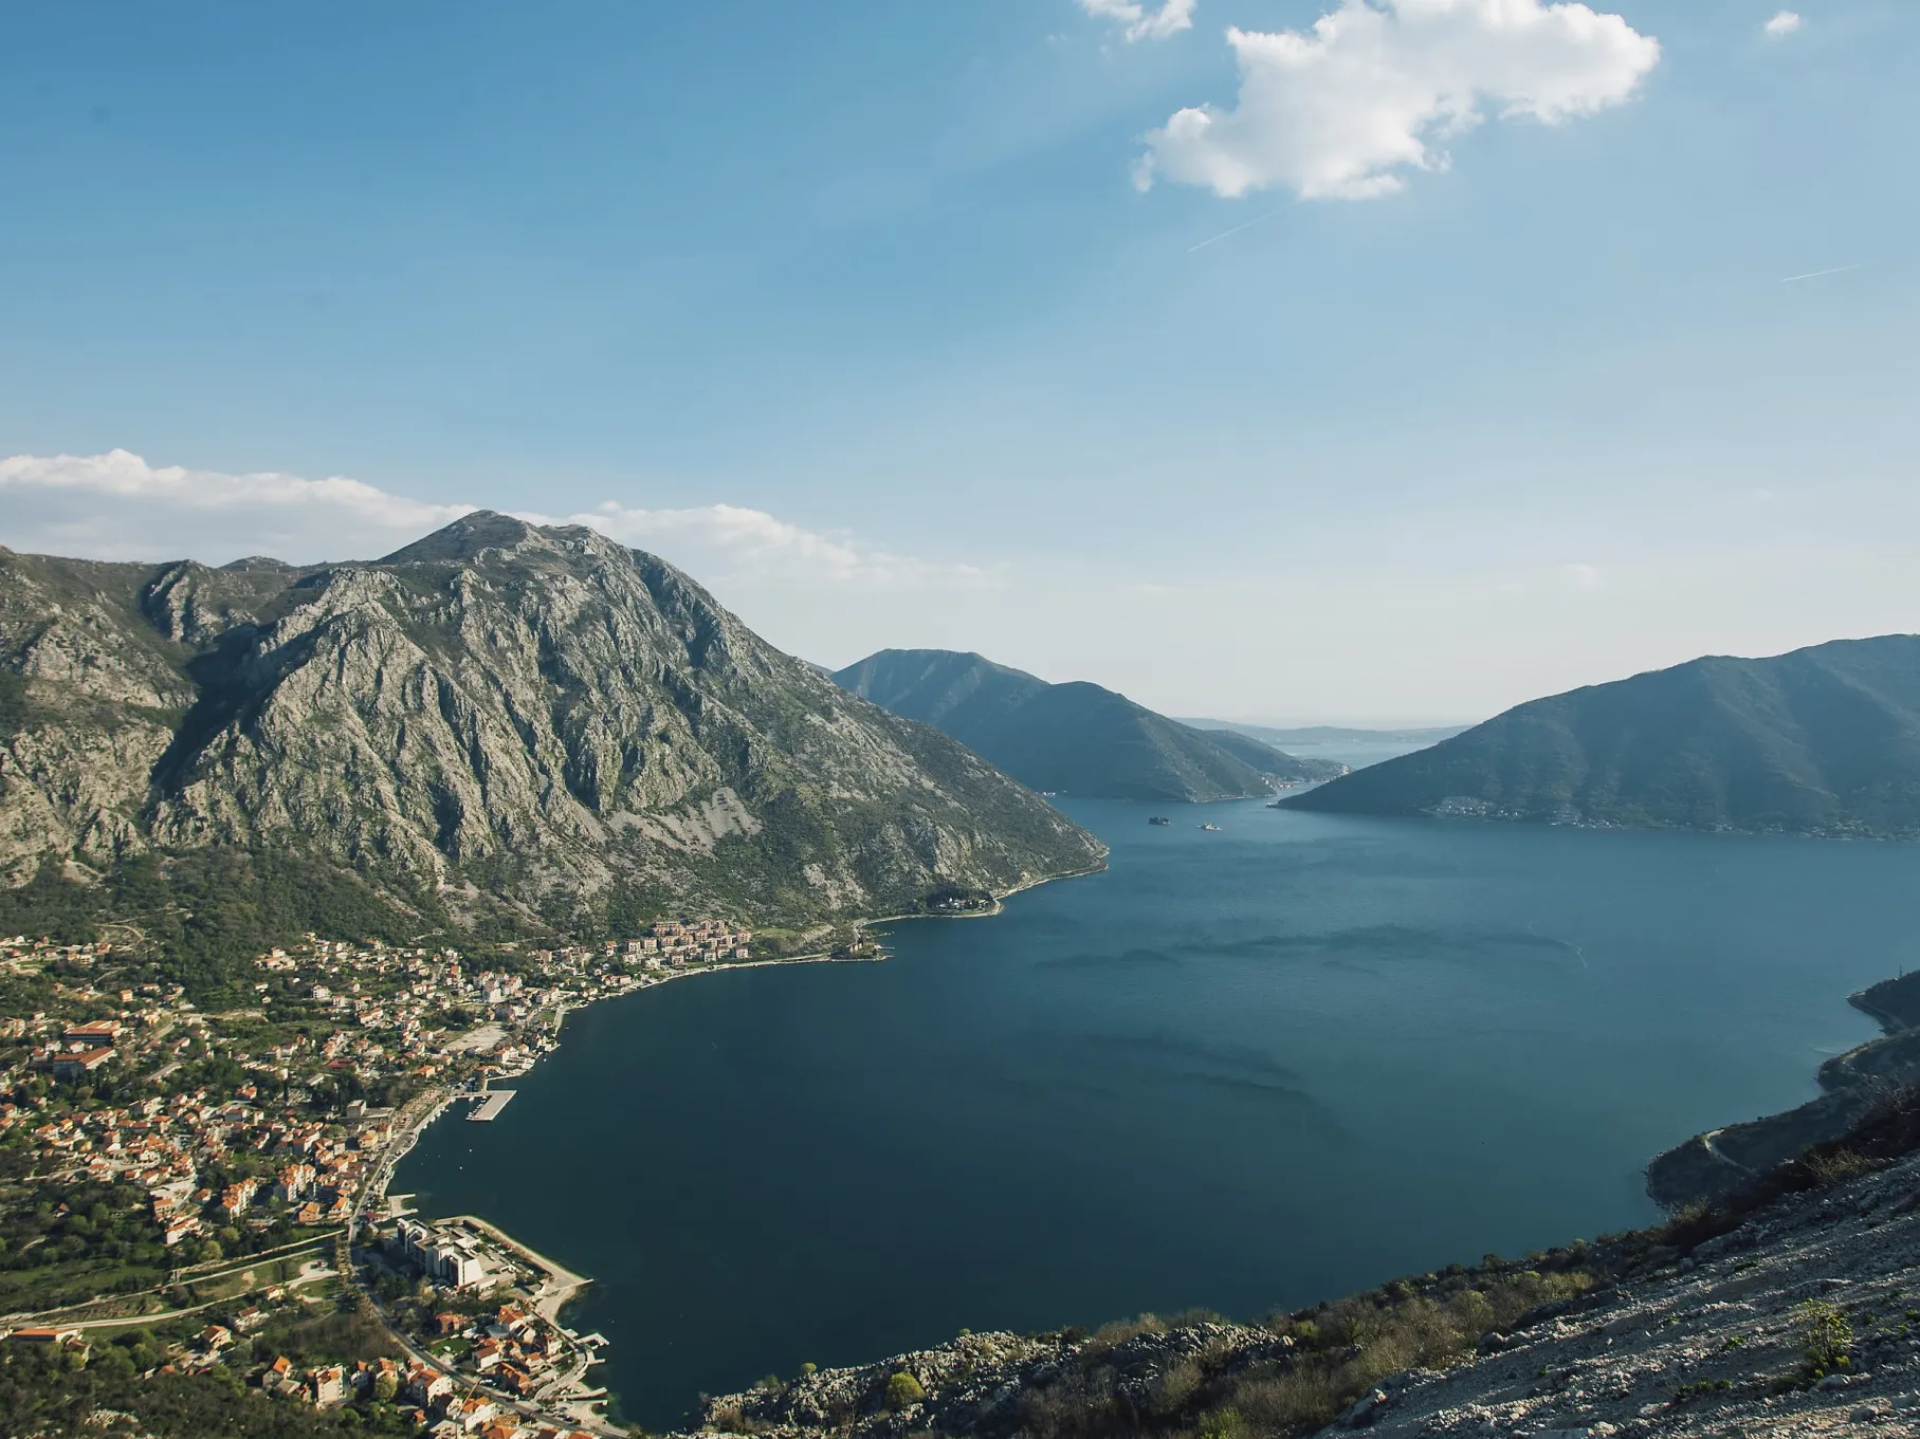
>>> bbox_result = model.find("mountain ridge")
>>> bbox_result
[0,516,1105,963]
[1281,634,1920,836]
[832,649,1345,803]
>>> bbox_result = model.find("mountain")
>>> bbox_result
[0,515,1105,952]
[831,649,1345,802]
[1282,635,1920,836]
[1180,720,1470,748]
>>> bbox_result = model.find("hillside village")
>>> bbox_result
[0,916,764,1435]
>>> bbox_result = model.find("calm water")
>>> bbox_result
[395,801,1919,1427]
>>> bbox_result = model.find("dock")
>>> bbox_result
[468,1089,517,1121]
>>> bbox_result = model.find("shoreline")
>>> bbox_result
[1645,971,1920,1208]
[368,860,1104,1430]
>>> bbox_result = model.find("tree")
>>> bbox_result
[373,1371,398,1402]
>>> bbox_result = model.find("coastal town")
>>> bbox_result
[0,913,798,1435]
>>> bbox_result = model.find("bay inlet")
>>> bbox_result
[393,798,1917,1429]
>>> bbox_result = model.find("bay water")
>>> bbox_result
[394,798,1919,1427]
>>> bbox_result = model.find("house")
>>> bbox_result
[454,1394,497,1431]
[49,1047,114,1081]
[480,1418,522,1439]
[274,1162,317,1202]
[199,1324,233,1352]
[403,1363,454,1406]
[436,1312,465,1336]
[61,1021,121,1046]
[310,1365,347,1407]
[472,1337,502,1371]
[9,1327,81,1345]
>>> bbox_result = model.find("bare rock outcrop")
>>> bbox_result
[0,517,1105,919]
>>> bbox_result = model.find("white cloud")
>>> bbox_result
[1763,11,1803,38]
[1136,0,1660,200]
[0,449,986,591]
[0,449,472,562]
[1078,0,1197,43]
[538,501,995,590]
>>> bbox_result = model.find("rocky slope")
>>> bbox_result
[1648,973,1920,1208]
[1282,636,1920,837]
[0,515,1103,932]
[833,649,1345,803]
[689,1095,1920,1439]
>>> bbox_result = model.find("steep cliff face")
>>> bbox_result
[0,516,1104,924]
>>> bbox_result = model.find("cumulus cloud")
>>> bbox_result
[0,449,471,563]
[1763,11,1803,37]
[1079,0,1197,43]
[1136,0,1661,200]
[0,449,985,591]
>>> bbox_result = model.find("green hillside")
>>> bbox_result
[834,649,1345,803]
[1282,636,1920,836]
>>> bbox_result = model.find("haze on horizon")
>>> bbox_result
[1,1,1914,725]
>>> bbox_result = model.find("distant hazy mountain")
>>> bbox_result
[833,650,1345,802]
[1180,720,1471,747]
[1282,636,1920,837]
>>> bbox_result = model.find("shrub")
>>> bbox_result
[1803,1148,1876,1187]
[884,1371,927,1410]
[1800,1299,1852,1375]
[1092,1313,1166,1347]
[1151,1358,1201,1414]
[1196,1407,1246,1439]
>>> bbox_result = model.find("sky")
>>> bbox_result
[1,1,1915,724]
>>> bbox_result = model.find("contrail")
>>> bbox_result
[1779,263,1868,284]
[1188,209,1282,254]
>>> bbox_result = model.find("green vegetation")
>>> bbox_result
[0,669,25,742]
[939,1264,1601,1439]
[0,851,439,1005]
[0,1180,169,1313]
[1794,1299,1853,1383]
[0,849,437,1006]
[834,648,1342,802]
[1285,634,1920,837]
[0,1334,412,1438]
[884,1370,927,1410]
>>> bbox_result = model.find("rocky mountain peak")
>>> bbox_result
[376,509,544,565]
[1,524,1106,930]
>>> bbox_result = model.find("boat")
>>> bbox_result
[1199,823,1221,832]
[1148,815,1172,826]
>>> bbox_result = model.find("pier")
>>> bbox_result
[468,1089,517,1121]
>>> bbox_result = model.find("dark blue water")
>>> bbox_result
[395,801,1918,1428]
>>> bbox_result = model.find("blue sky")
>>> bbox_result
[2,0,1915,721]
